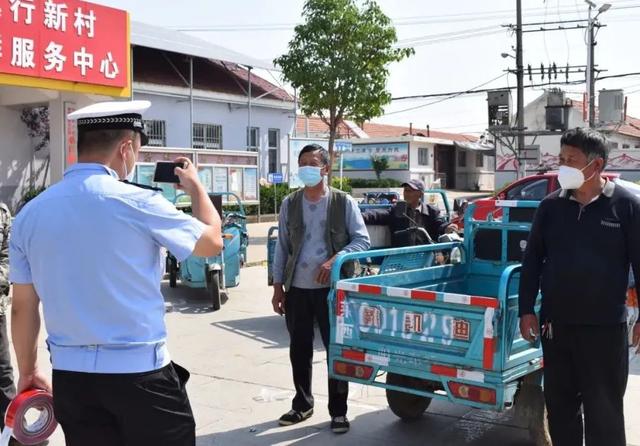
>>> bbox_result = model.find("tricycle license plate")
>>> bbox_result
[360,305,382,328]
[403,311,423,334]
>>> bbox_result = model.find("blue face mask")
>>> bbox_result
[298,166,323,187]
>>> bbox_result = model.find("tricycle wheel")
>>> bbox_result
[385,373,432,421]
[515,373,551,446]
[168,256,178,288]
[207,270,222,311]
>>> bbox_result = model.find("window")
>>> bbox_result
[476,153,484,168]
[458,151,466,167]
[192,123,222,150]
[418,148,429,166]
[622,144,630,149]
[611,142,619,149]
[506,179,549,201]
[247,127,260,150]
[268,129,279,173]
[143,120,166,147]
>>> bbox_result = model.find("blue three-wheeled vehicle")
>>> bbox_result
[167,192,248,310]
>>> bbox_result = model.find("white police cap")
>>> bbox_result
[67,100,152,145]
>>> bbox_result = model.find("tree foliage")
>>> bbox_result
[275,0,413,179]
[370,154,389,180]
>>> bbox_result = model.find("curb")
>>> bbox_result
[244,260,267,268]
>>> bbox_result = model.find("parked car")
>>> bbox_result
[452,171,621,228]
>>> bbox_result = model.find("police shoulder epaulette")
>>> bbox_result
[120,180,163,192]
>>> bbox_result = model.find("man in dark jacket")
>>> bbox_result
[362,179,458,247]
[519,127,640,446]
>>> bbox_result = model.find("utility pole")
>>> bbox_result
[585,2,611,128]
[516,0,525,179]
[586,1,596,128]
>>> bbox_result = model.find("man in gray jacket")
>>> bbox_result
[272,144,370,434]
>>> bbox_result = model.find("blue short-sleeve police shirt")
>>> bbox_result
[9,164,205,348]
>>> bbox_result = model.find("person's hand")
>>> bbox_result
[519,314,540,343]
[173,157,203,195]
[316,256,337,285]
[272,285,286,316]
[17,368,51,394]
[445,223,459,234]
[632,321,640,351]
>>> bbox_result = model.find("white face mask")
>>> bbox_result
[557,160,596,190]
[122,144,136,182]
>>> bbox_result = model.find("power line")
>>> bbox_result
[171,2,640,32]
[385,73,508,116]
[394,28,506,48]
[390,71,640,102]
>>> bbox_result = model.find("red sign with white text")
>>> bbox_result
[0,0,128,88]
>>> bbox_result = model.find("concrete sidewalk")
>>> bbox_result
[246,222,274,266]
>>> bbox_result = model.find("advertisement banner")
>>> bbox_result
[0,0,129,91]
[333,142,409,171]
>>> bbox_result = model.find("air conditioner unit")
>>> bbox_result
[487,89,512,130]
[598,89,625,124]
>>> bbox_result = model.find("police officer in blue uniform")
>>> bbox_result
[8,100,223,445]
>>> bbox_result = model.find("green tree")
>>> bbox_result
[370,155,389,180]
[274,0,413,180]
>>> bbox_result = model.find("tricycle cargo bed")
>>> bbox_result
[333,263,531,373]
[328,200,545,413]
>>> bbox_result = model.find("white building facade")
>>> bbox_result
[496,91,640,189]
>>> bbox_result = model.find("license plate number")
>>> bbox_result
[360,305,382,328]
[403,311,423,333]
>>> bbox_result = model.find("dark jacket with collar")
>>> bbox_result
[519,180,640,325]
[362,201,448,245]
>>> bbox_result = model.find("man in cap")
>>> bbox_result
[9,100,223,445]
[362,179,458,247]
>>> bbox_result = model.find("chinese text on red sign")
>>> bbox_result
[0,0,128,87]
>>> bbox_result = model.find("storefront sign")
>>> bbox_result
[0,0,130,96]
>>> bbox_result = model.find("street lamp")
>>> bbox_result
[597,3,611,16]
[501,52,516,59]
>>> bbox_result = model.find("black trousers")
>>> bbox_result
[52,362,195,446]
[0,314,16,430]
[285,287,348,417]
[541,323,628,446]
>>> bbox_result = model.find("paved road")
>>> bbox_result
[14,265,640,445]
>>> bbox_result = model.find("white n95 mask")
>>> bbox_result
[557,160,595,190]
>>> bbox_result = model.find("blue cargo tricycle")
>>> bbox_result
[167,192,248,310]
[266,190,453,285]
[327,200,550,445]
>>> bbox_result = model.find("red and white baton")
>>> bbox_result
[0,389,57,446]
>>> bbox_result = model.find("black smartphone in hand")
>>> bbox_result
[153,161,184,183]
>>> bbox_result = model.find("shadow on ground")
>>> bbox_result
[161,281,223,315]
[211,315,331,352]
[196,406,533,446]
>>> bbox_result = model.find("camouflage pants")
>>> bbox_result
[0,314,15,428]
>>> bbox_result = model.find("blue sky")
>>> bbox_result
[96,0,640,134]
